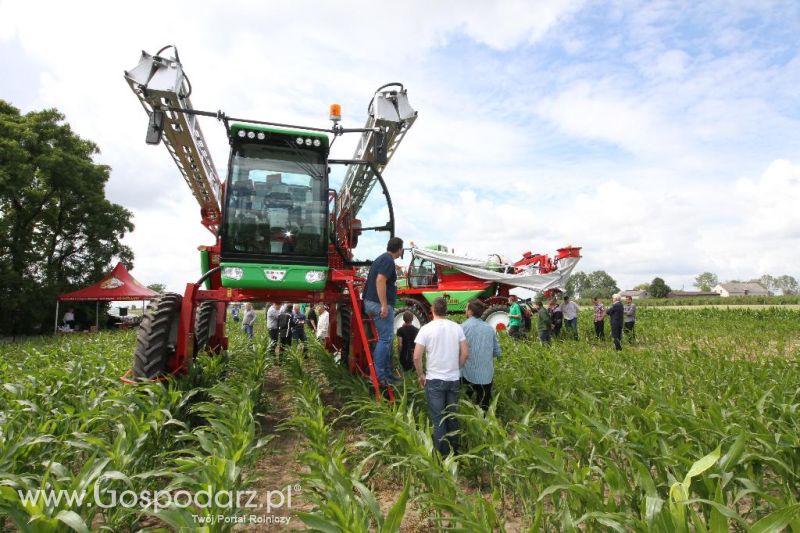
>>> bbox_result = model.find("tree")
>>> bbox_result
[0,101,133,335]
[585,270,620,299]
[565,271,588,298]
[633,282,650,291]
[649,277,671,298]
[147,283,166,294]
[565,270,619,299]
[757,274,775,294]
[774,275,799,295]
[694,272,718,292]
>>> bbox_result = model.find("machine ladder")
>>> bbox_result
[339,84,417,218]
[345,280,395,402]
[124,47,222,233]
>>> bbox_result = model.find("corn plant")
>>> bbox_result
[282,351,409,532]
[3,304,800,532]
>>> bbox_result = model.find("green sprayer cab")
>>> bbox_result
[219,124,330,291]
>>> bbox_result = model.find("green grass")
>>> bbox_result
[2,308,799,531]
[307,307,800,531]
[0,325,272,532]
[577,295,800,307]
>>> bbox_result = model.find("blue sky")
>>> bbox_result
[2,0,799,293]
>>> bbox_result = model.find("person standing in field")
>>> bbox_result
[507,295,523,339]
[562,295,579,339]
[291,304,308,356]
[592,297,606,340]
[276,303,294,361]
[606,294,624,351]
[534,300,552,345]
[396,311,419,372]
[521,303,532,333]
[624,295,636,343]
[461,300,501,410]
[267,302,281,355]
[550,299,563,338]
[306,304,318,332]
[231,304,240,323]
[364,237,404,385]
[315,304,329,342]
[63,308,76,330]
[242,303,256,340]
[414,297,469,456]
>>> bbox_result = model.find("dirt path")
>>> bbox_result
[239,365,313,532]
[238,360,441,532]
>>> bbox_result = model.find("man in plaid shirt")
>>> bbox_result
[592,297,606,340]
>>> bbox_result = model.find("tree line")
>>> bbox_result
[566,270,798,300]
[0,101,134,336]
[694,272,798,294]
[567,271,672,299]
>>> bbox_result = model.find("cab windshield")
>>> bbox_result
[222,144,327,260]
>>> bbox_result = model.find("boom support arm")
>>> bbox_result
[338,84,417,219]
[124,47,222,233]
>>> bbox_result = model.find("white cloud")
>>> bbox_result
[458,0,586,49]
[734,159,800,239]
[2,0,799,297]
[122,198,215,293]
[654,49,690,79]
[535,81,691,160]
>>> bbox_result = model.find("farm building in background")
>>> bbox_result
[667,290,720,299]
[712,282,769,297]
[620,289,649,299]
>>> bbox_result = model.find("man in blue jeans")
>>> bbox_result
[363,236,404,385]
[413,297,469,455]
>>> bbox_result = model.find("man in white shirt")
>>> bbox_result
[63,308,76,330]
[315,304,329,342]
[562,295,580,340]
[266,302,281,356]
[413,297,469,455]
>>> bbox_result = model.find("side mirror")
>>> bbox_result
[146,109,165,145]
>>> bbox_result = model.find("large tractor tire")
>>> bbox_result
[481,304,510,333]
[393,304,428,331]
[194,301,218,355]
[133,293,182,379]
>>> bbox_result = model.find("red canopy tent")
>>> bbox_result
[56,262,159,332]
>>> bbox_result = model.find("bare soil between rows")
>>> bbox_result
[240,363,438,532]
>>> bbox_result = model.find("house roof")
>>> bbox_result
[717,282,769,294]
[667,290,719,297]
[57,263,159,301]
[621,289,648,296]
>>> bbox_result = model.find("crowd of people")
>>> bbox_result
[360,238,645,456]
[230,237,638,458]
[408,296,501,455]
[363,237,504,456]
[234,301,329,363]
[524,294,637,350]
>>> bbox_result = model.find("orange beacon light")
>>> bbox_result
[329,103,341,122]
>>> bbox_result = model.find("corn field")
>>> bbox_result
[2,307,799,531]
[0,328,271,532]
